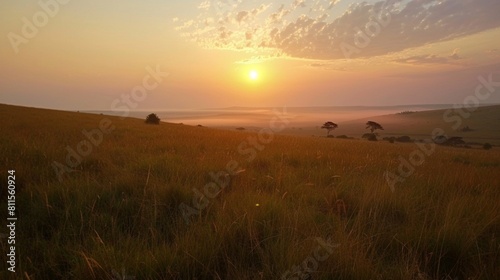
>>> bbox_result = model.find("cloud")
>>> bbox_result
[268,0,500,60]
[328,0,341,10]
[449,49,461,60]
[198,1,211,10]
[393,54,453,65]
[236,11,249,23]
[307,62,349,72]
[175,20,194,31]
[310,63,328,67]
[235,54,281,64]
[393,49,463,65]
[292,0,306,9]
[178,0,500,60]
[487,49,500,55]
[268,5,291,24]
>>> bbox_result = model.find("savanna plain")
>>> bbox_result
[0,103,499,280]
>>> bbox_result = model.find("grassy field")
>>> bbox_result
[0,103,499,279]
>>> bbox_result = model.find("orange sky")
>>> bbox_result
[1,0,500,110]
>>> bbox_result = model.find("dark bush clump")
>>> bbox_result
[383,137,396,143]
[362,133,378,141]
[145,113,161,125]
[361,133,377,141]
[396,136,412,143]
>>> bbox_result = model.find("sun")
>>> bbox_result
[249,70,259,81]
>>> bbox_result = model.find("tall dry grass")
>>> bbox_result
[0,104,499,279]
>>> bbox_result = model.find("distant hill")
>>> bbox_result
[333,105,500,144]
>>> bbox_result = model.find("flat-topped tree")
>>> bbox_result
[365,121,383,141]
[321,121,338,137]
[366,121,383,133]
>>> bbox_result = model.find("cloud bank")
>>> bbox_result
[177,0,500,60]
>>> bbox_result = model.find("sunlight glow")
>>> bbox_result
[249,70,259,81]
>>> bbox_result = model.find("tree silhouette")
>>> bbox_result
[321,121,338,137]
[366,121,384,133]
[145,113,161,125]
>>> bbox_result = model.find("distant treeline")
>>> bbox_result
[397,111,417,115]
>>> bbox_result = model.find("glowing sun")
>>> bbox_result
[249,70,259,81]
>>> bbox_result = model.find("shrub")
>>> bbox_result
[460,126,473,132]
[444,137,466,147]
[483,143,492,150]
[145,113,160,125]
[383,137,396,143]
[336,135,349,139]
[396,136,412,143]
[367,134,377,141]
[362,133,378,141]
[433,135,447,144]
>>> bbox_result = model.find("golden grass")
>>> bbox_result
[0,103,499,279]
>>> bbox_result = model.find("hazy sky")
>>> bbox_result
[1,0,500,110]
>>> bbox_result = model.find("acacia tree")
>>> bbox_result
[365,121,383,141]
[366,121,383,133]
[321,121,338,137]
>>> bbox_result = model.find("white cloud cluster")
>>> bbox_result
[176,0,500,61]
